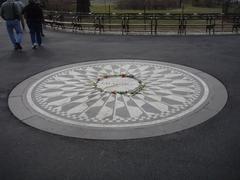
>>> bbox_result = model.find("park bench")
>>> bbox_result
[50,15,66,29]
[71,15,104,33]
[232,16,240,32]
[180,16,216,35]
[94,16,104,32]
[178,17,187,35]
[43,11,240,35]
[44,14,67,29]
[44,14,100,32]
[44,14,55,27]
[125,15,180,35]
[149,15,187,35]
[100,16,129,34]
[72,16,83,31]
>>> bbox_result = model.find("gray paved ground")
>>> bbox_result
[0,22,240,180]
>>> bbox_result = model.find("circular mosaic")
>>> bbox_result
[95,74,144,95]
[8,60,227,139]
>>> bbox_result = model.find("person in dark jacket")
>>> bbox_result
[36,0,44,37]
[15,0,26,30]
[0,0,23,50]
[22,0,43,49]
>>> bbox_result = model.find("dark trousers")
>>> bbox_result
[27,21,42,45]
[40,23,44,35]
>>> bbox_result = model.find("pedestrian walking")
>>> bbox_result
[0,0,23,50]
[15,0,25,30]
[23,0,43,49]
[35,0,45,37]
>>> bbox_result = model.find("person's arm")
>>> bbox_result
[20,14,25,30]
[22,6,27,20]
[18,4,25,30]
[0,5,5,20]
[39,7,44,22]
[36,5,44,24]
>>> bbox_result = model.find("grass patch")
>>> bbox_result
[90,3,222,14]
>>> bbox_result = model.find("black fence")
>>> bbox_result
[43,11,240,35]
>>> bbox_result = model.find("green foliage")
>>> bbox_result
[117,0,180,10]
[43,0,76,11]
[42,0,222,13]
[192,0,222,7]
[228,4,240,13]
[42,0,90,12]
[91,3,221,13]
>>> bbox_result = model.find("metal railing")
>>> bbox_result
[43,11,240,35]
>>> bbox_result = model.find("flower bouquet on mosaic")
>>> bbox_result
[93,74,145,96]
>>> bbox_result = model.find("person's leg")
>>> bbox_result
[35,23,42,46]
[27,21,36,46]
[31,22,39,49]
[40,23,44,37]
[13,20,23,45]
[13,20,23,49]
[6,21,17,47]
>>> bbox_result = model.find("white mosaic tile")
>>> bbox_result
[25,61,209,128]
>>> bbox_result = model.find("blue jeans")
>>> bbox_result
[27,21,42,45]
[6,20,23,46]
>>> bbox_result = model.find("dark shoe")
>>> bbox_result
[15,43,22,50]
[17,43,22,50]
[14,44,18,50]
[32,43,38,49]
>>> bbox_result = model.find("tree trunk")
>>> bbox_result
[76,0,90,13]
[222,0,231,14]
